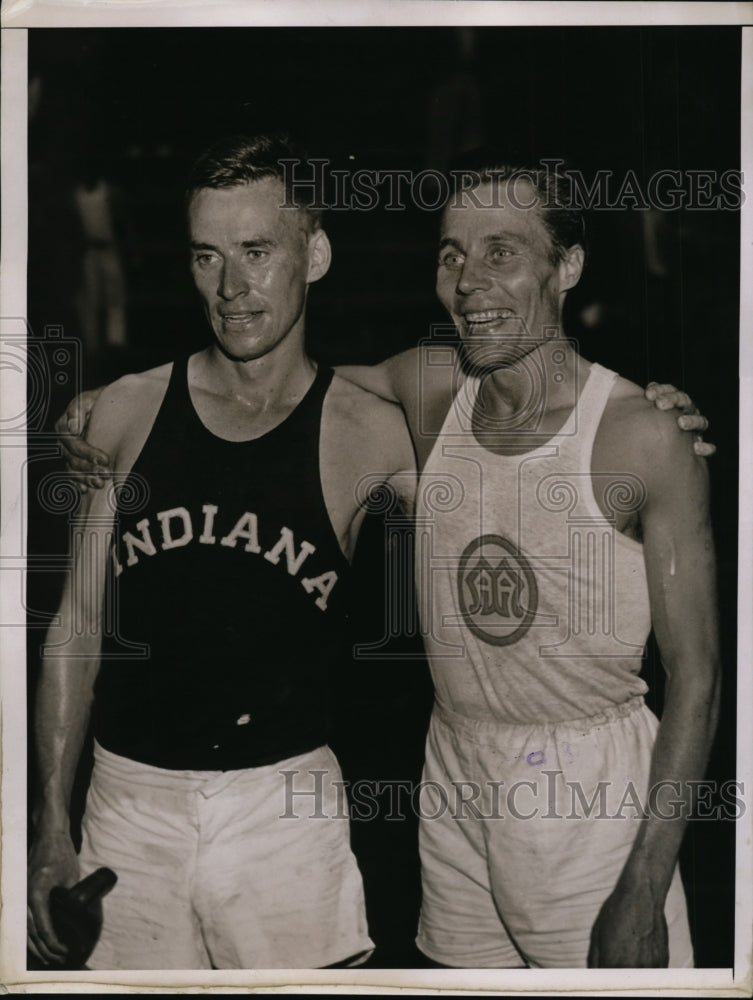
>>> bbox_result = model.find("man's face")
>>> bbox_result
[189,178,326,363]
[436,180,579,372]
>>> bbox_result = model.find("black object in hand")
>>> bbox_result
[48,867,117,970]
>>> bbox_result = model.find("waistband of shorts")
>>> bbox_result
[432,695,647,743]
[92,739,333,790]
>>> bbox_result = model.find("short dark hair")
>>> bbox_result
[186,132,323,230]
[452,162,587,266]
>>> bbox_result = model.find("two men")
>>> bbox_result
[30,134,717,969]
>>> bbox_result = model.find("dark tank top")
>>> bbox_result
[95,356,351,770]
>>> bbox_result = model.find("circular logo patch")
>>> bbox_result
[457,534,538,646]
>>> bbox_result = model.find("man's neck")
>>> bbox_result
[196,340,317,408]
[480,339,586,421]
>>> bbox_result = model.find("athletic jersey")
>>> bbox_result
[95,357,351,770]
[416,362,650,724]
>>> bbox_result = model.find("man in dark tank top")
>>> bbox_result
[27,134,416,970]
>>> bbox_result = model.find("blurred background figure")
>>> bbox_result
[27,69,85,353]
[72,153,129,363]
[425,28,486,171]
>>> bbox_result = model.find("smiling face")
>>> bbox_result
[188,177,330,364]
[436,179,583,372]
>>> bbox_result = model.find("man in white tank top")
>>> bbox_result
[336,163,718,968]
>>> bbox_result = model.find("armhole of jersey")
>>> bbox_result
[315,373,359,567]
[583,368,645,554]
[112,362,176,481]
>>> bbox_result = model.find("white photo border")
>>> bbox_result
[1,2,750,994]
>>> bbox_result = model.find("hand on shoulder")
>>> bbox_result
[602,379,710,502]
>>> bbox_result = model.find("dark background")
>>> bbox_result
[26,26,739,969]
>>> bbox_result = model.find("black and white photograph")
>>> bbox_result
[1,1,750,993]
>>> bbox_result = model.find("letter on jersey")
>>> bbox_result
[264,526,315,575]
[301,571,338,611]
[123,518,158,567]
[220,511,262,553]
[158,507,194,550]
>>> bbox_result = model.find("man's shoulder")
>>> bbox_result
[94,362,172,407]
[408,341,459,390]
[384,344,458,441]
[87,362,173,451]
[328,371,408,427]
[599,372,696,471]
[326,373,415,471]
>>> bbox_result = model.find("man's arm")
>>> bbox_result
[27,394,122,965]
[57,358,714,482]
[335,360,405,404]
[588,410,720,968]
[336,355,714,453]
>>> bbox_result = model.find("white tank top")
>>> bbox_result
[416,362,650,724]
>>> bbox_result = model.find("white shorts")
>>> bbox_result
[416,698,694,968]
[78,741,373,969]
